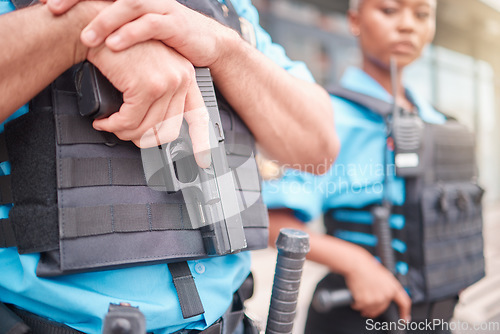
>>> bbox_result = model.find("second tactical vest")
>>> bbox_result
[325,86,485,303]
[0,0,268,296]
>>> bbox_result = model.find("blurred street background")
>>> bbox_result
[245,0,500,332]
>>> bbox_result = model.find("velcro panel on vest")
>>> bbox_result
[4,107,59,254]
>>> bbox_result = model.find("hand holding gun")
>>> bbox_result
[75,63,247,256]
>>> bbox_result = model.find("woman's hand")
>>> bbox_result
[345,253,412,321]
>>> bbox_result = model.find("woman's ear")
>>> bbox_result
[348,9,361,37]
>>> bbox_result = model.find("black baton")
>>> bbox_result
[266,229,310,334]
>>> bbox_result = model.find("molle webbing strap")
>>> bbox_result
[324,207,410,274]
[56,114,123,145]
[60,203,190,239]
[57,155,262,192]
[168,262,205,319]
[326,218,407,248]
[59,200,267,240]
[58,157,146,188]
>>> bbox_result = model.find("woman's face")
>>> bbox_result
[349,0,436,69]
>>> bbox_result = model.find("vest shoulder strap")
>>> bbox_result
[11,0,38,9]
[328,84,457,121]
[327,85,393,118]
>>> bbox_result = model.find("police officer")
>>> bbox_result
[0,0,339,332]
[264,0,472,333]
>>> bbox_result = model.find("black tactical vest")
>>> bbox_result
[0,0,268,284]
[325,86,485,303]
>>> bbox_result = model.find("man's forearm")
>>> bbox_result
[0,3,102,122]
[210,32,339,173]
[32,0,339,171]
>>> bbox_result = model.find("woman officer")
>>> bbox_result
[263,0,460,333]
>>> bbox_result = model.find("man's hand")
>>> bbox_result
[88,41,211,167]
[46,0,234,68]
[45,0,339,172]
[345,254,412,321]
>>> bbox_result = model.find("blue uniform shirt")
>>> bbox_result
[263,67,446,275]
[0,1,314,333]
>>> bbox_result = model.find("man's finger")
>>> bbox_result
[81,0,172,47]
[144,103,184,148]
[105,14,175,51]
[184,82,210,168]
[137,113,183,148]
[133,82,186,148]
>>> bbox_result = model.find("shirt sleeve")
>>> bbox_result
[0,0,15,15]
[229,0,315,82]
[262,169,326,222]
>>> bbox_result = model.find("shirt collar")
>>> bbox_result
[340,67,394,104]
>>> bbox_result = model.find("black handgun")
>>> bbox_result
[102,303,146,334]
[75,62,247,256]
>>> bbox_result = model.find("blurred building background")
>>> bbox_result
[246,0,500,333]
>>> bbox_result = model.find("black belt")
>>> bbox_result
[2,303,83,334]
[3,304,231,334]
[1,274,253,334]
